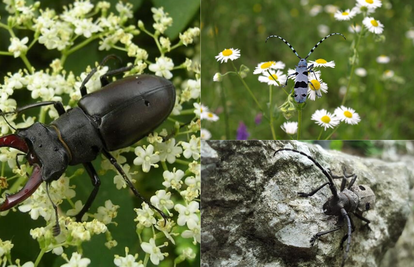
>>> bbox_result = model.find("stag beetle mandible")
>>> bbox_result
[0,56,176,235]
[274,148,375,267]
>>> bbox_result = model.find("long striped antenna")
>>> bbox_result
[266,35,302,60]
[274,148,338,197]
[304,33,346,59]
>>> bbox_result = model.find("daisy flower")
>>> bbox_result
[311,109,340,130]
[357,0,382,9]
[352,3,377,15]
[201,129,212,140]
[355,67,367,77]
[348,24,362,33]
[308,77,328,100]
[334,9,357,21]
[253,61,285,74]
[309,59,335,68]
[258,70,287,86]
[215,48,240,63]
[281,121,298,135]
[362,17,384,34]
[202,111,219,121]
[376,55,390,64]
[334,106,361,125]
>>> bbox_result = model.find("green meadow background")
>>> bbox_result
[201,0,414,140]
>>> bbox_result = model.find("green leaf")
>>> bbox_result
[152,0,200,39]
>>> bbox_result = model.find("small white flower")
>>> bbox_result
[258,70,287,86]
[281,122,298,135]
[61,252,91,267]
[309,59,335,68]
[133,145,160,173]
[141,238,166,265]
[175,201,199,226]
[181,135,200,160]
[311,109,340,130]
[355,67,367,77]
[253,61,285,75]
[215,48,240,63]
[149,57,174,79]
[156,138,183,164]
[334,106,361,125]
[348,24,362,33]
[95,200,120,224]
[334,9,357,21]
[8,37,29,58]
[162,168,185,190]
[134,203,156,227]
[376,55,390,64]
[150,190,174,211]
[213,73,222,82]
[201,129,212,140]
[114,253,142,267]
[362,17,384,35]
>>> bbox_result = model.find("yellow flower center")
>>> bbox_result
[315,59,327,64]
[370,19,378,27]
[268,74,278,81]
[344,110,353,118]
[365,0,374,4]
[342,11,349,16]
[321,115,331,124]
[310,80,321,90]
[222,49,233,56]
[261,61,274,69]
[207,113,214,118]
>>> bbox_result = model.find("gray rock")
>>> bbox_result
[201,140,413,267]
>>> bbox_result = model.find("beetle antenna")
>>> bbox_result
[45,182,61,236]
[0,109,16,131]
[274,148,338,197]
[340,208,352,267]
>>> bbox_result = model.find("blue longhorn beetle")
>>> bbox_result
[265,33,346,103]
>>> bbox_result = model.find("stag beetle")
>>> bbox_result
[274,148,375,267]
[0,56,176,235]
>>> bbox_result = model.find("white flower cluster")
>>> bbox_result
[0,1,200,266]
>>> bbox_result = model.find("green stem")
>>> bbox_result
[325,123,341,140]
[269,85,276,140]
[342,22,365,105]
[20,54,33,73]
[231,62,268,121]
[317,128,323,140]
[219,82,230,139]
[297,108,302,140]
[34,248,46,267]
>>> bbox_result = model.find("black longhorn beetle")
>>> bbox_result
[274,148,375,267]
[0,55,176,235]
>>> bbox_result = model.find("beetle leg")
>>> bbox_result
[74,162,101,222]
[352,211,371,225]
[298,182,330,197]
[310,226,342,246]
[102,149,168,225]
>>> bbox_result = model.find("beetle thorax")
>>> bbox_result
[323,189,359,216]
[297,58,307,68]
